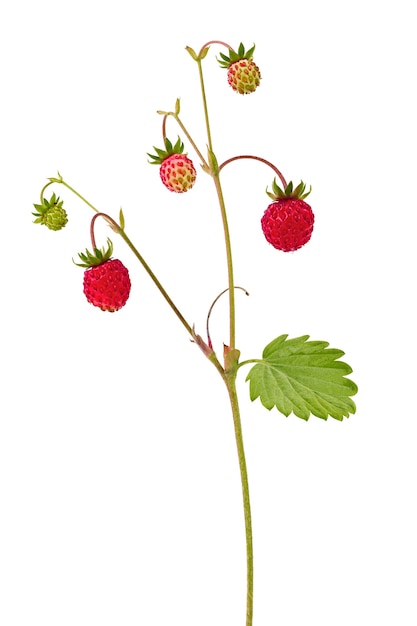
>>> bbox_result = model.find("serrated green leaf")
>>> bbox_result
[245,335,358,421]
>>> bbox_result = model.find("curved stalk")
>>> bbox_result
[206,286,249,349]
[219,155,287,188]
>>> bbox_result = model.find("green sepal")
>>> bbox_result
[245,334,358,421]
[185,46,198,61]
[119,208,125,230]
[32,192,63,215]
[207,147,219,175]
[217,42,256,68]
[266,179,312,201]
[185,45,210,61]
[147,136,185,164]
[74,237,114,268]
[200,46,210,60]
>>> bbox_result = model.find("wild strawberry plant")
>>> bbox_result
[32,40,358,626]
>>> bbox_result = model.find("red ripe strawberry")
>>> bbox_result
[148,137,196,193]
[261,180,314,252]
[75,238,131,311]
[218,43,261,95]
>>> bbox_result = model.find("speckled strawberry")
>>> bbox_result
[218,43,261,94]
[148,137,196,193]
[261,180,314,252]
[75,239,131,312]
[32,193,68,231]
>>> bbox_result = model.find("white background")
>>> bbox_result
[0,1,416,624]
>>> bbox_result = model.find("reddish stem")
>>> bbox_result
[206,286,249,350]
[219,155,287,188]
[90,212,119,249]
[162,115,168,143]
[198,40,236,57]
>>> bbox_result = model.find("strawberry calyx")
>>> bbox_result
[147,137,186,165]
[32,192,68,230]
[74,238,114,268]
[217,42,256,69]
[266,179,312,202]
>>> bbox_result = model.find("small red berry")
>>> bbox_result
[261,180,314,252]
[148,137,196,193]
[83,259,131,312]
[75,238,131,312]
[159,153,196,193]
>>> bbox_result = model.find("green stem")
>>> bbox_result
[118,228,194,337]
[196,48,253,625]
[197,57,236,349]
[197,58,213,151]
[172,114,209,170]
[54,177,100,213]
[237,359,263,370]
[223,369,254,626]
[212,174,237,348]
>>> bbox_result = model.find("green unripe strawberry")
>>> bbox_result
[32,193,68,231]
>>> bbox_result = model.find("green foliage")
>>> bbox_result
[245,335,357,421]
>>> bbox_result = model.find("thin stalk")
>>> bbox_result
[197,58,213,151]
[59,179,99,213]
[224,372,254,626]
[196,50,253,625]
[197,57,236,349]
[219,155,288,189]
[212,174,237,348]
[172,114,209,170]
[118,228,194,338]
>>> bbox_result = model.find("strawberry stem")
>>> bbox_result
[89,212,121,249]
[195,49,254,626]
[172,113,209,170]
[206,286,249,349]
[196,55,237,351]
[219,155,288,188]
[198,40,236,57]
[224,373,254,626]
[49,175,100,213]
